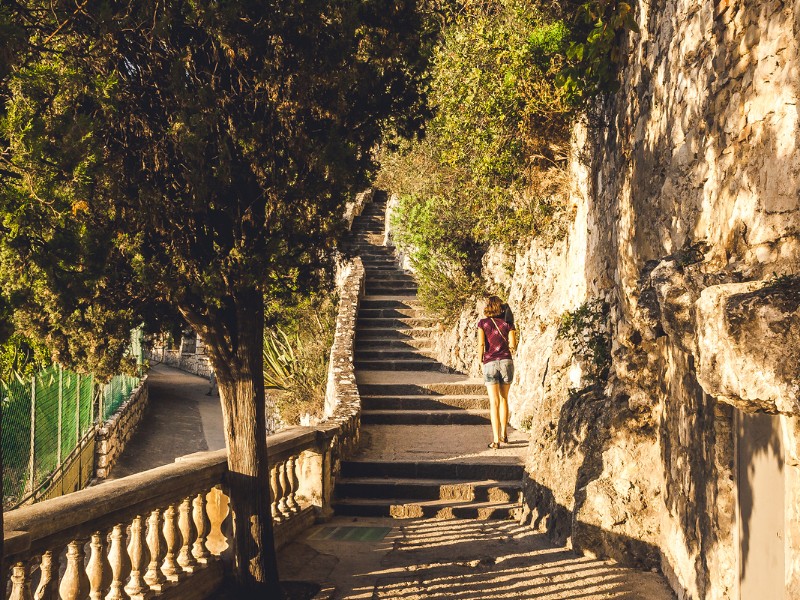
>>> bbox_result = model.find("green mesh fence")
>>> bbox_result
[0,364,142,509]
[101,374,141,421]
[130,327,145,375]
[1,375,32,509]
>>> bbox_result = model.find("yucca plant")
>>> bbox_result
[263,328,299,391]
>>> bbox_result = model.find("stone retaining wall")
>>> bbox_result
[94,378,149,479]
[418,1,800,598]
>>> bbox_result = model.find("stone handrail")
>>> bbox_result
[3,427,323,599]
[2,255,366,599]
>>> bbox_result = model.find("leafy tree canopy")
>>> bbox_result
[0,0,425,592]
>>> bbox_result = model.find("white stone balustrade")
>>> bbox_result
[2,255,367,600]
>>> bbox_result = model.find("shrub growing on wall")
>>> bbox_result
[380,0,574,321]
[380,0,639,323]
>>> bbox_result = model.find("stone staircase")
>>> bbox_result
[333,192,527,520]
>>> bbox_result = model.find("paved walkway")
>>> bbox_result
[278,517,675,599]
[106,363,225,480]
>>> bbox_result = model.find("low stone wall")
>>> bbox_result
[94,377,149,479]
[318,256,365,519]
[154,348,213,379]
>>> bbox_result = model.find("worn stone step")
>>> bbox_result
[331,498,522,520]
[361,409,490,425]
[357,382,487,396]
[361,395,486,410]
[354,359,447,372]
[360,298,422,310]
[356,349,431,361]
[358,308,427,319]
[365,285,418,296]
[359,258,398,267]
[355,327,436,340]
[362,267,400,274]
[335,477,521,503]
[362,272,416,281]
[340,460,524,481]
[357,317,435,329]
[355,338,434,351]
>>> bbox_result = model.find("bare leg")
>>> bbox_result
[498,383,511,441]
[486,383,501,445]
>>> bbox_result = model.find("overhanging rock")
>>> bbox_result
[695,278,800,415]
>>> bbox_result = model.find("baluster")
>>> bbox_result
[8,560,33,600]
[205,486,231,556]
[59,539,91,600]
[125,515,151,599]
[277,461,291,519]
[161,504,183,582]
[144,509,167,592]
[35,551,59,600]
[286,455,300,514]
[87,532,112,600]
[177,497,198,573]
[192,492,211,564]
[106,524,131,599]
[270,465,283,523]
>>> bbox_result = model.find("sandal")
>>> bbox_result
[488,442,500,449]
[502,434,508,444]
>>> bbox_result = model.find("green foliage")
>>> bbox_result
[264,293,337,427]
[557,0,640,103]
[380,0,573,321]
[0,334,49,385]
[557,299,611,385]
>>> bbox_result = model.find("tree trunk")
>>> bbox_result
[197,290,280,597]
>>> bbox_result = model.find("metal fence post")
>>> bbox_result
[27,373,36,494]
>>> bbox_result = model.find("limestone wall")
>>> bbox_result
[422,1,800,598]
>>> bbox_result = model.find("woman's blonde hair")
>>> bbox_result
[484,296,503,317]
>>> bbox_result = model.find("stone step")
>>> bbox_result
[358,308,427,319]
[355,327,436,340]
[357,382,487,396]
[355,338,434,351]
[361,409,490,425]
[365,291,417,298]
[331,498,522,520]
[354,359,447,372]
[360,298,422,310]
[335,477,521,503]
[357,317,435,329]
[359,259,398,267]
[361,395,486,410]
[362,272,416,282]
[356,349,431,361]
[365,285,418,296]
[340,460,524,481]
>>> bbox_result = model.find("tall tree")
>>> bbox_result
[0,0,424,594]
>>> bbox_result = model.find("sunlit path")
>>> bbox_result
[104,363,225,479]
[279,516,674,599]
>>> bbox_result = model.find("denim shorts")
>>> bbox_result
[483,359,514,384]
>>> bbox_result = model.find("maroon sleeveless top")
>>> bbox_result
[478,317,514,363]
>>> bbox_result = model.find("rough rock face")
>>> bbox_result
[696,278,800,415]
[415,0,800,598]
